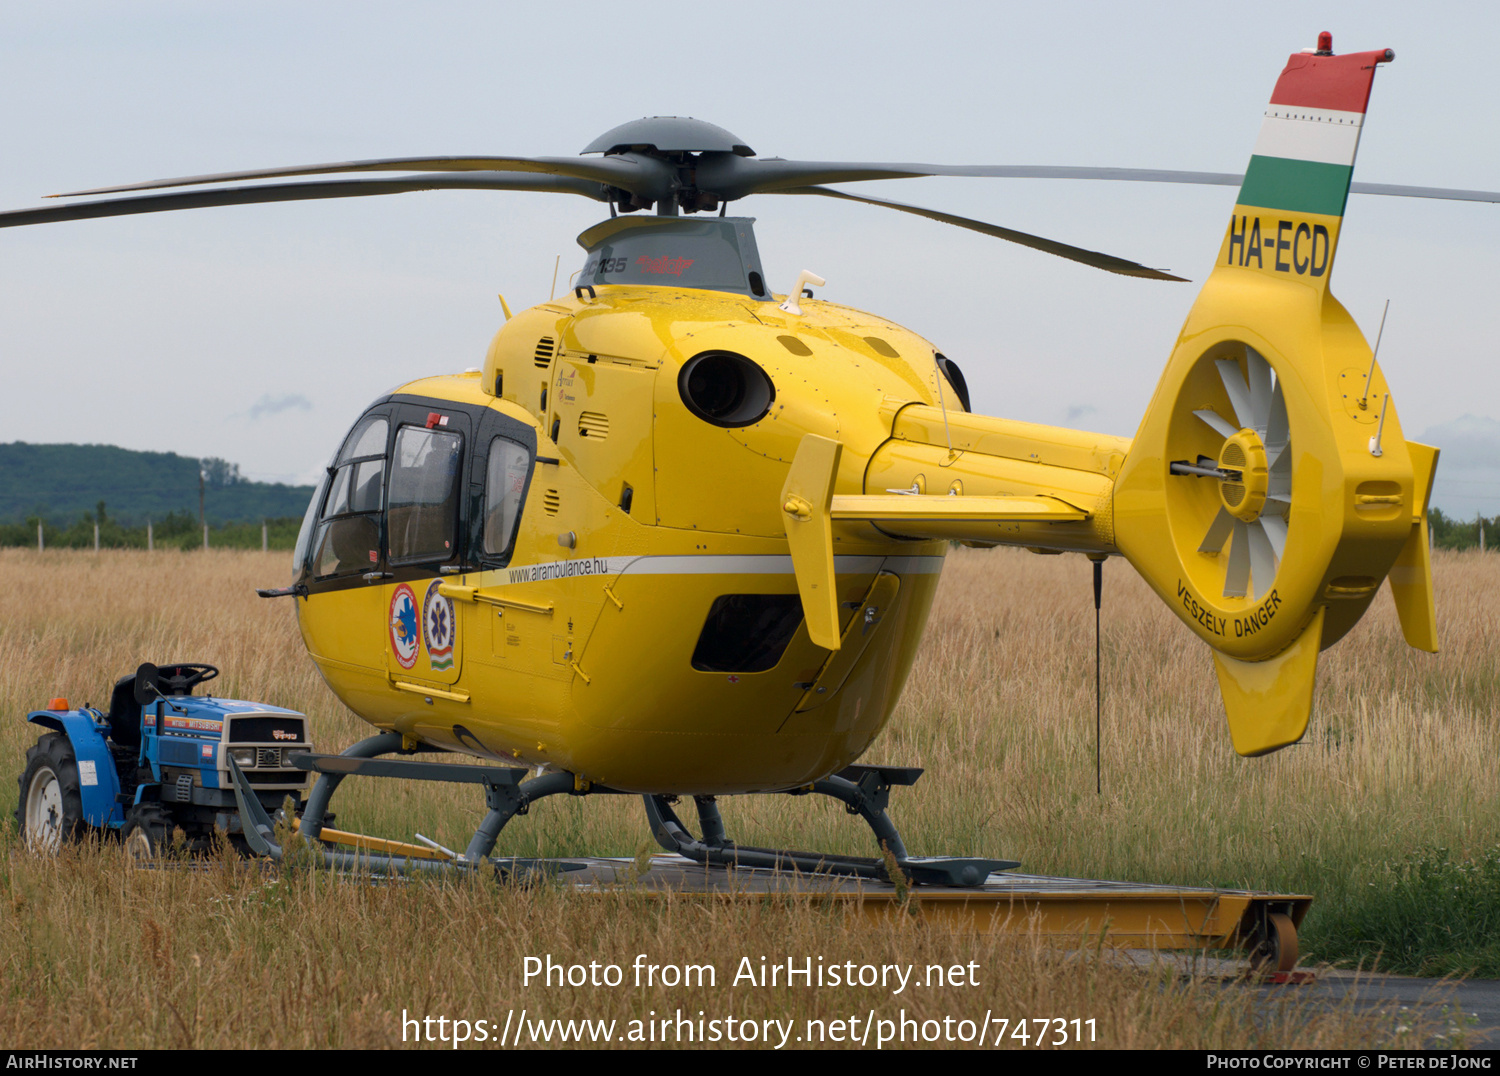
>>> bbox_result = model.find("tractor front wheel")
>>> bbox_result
[16,733,87,853]
[123,804,175,862]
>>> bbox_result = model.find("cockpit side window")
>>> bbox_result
[309,415,389,579]
[483,437,530,558]
[341,417,389,462]
[387,426,463,564]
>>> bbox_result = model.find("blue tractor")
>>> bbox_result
[16,663,314,857]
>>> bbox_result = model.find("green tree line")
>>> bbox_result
[1429,507,1498,551]
[0,443,314,526]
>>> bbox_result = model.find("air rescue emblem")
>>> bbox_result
[423,579,456,671]
[389,584,420,669]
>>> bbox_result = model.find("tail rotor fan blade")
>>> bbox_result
[1215,358,1254,430]
[1200,507,1235,554]
[1265,378,1290,459]
[1195,408,1239,440]
[1245,348,1273,433]
[1247,521,1278,601]
[1225,521,1251,598]
[1268,440,1292,500]
[1260,513,1288,560]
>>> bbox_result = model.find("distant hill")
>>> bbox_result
[0,442,315,525]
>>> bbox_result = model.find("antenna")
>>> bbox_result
[933,355,955,458]
[1359,299,1390,410]
[778,270,826,317]
[1369,393,1389,457]
[1092,557,1104,795]
[549,254,561,301]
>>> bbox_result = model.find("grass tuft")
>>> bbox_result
[1313,846,1500,977]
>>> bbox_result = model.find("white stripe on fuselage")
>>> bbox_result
[496,552,944,587]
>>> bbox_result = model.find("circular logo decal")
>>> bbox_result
[388,584,419,669]
[423,579,456,671]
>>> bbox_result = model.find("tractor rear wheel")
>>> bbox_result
[16,733,86,853]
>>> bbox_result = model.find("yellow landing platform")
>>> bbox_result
[564,855,1311,956]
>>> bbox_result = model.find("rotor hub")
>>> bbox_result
[1219,429,1269,522]
[581,117,754,158]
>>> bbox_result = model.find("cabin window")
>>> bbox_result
[691,594,804,673]
[309,415,389,578]
[483,437,530,557]
[387,426,462,563]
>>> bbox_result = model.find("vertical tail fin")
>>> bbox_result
[1225,37,1395,287]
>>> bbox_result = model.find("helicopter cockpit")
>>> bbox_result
[292,392,539,592]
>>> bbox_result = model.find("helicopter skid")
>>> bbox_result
[226,748,1309,966]
[226,742,1310,966]
[227,734,1016,887]
[644,770,1019,888]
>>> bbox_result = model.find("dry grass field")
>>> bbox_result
[1,545,1496,1049]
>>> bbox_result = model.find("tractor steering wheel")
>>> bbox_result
[155,663,220,696]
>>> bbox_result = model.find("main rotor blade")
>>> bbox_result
[698,157,1500,204]
[696,159,1247,199]
[770,186,1186,281]
[1349,180,1500,204]
[53,155,664,198]
[0,172,607,229]
[57,151,1500,210]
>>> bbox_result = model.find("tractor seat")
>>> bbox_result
[106,674,143,749]
[105,663,218,747]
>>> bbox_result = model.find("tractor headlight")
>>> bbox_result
[229,747,256,768]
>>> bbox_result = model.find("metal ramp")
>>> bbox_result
[565,855,1311,966]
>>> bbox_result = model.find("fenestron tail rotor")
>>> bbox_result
[1182,346,1291,601]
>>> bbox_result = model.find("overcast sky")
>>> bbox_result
[1,1,1495,516]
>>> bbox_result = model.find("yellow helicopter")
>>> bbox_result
[2,34,1463,883]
